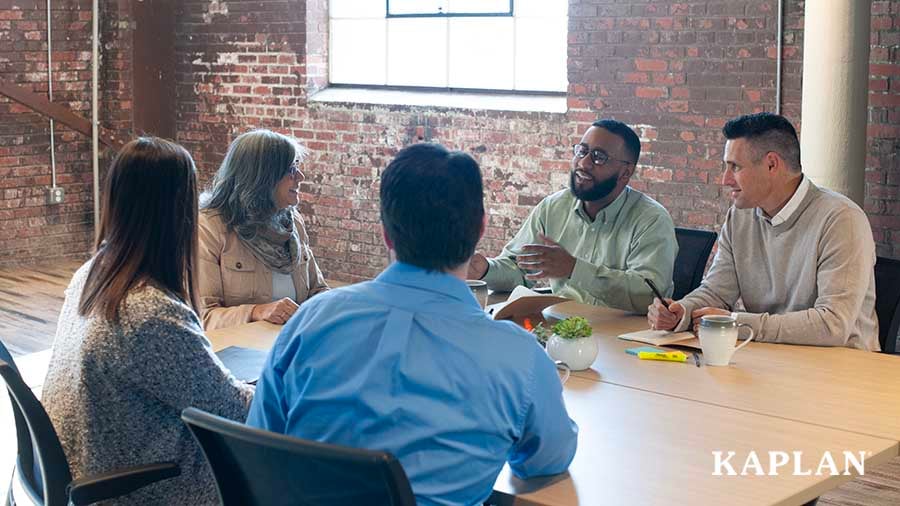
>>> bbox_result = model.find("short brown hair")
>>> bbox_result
[380,143,484,272]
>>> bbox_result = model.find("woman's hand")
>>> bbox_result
[251,298,300,325]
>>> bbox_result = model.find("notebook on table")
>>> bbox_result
[618,329,702,350]
[486,285,569,321]
[216,346,268,384]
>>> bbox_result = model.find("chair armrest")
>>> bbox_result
[67,462,180,505]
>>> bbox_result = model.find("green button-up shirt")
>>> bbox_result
[484,187,677,314]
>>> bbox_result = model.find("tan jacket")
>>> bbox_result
[198,209,329,330]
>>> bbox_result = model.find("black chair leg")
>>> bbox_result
[802,498,819,506]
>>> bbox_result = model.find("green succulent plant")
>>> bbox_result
[533,322,552,345]
[549,316,593,340]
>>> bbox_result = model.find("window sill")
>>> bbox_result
[308,86,567,114]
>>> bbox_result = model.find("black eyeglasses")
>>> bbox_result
[572,144,635,166]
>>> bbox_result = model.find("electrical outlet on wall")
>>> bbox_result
[47,187,64,205]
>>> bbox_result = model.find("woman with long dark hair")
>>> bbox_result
[42,137,254,505]
[198,129,328,330]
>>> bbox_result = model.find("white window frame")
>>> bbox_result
[386,0,513,18]
[325,0,568,104]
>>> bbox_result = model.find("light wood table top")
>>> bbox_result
[205,320,900,505]
[491,376,897,506]
[207,320,282,352]
[543,301,900,442]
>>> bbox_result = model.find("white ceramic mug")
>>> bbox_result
[466,279,488,309]
[698,315,754,366]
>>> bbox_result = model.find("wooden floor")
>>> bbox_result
[0,259,84,356]
[820,457,900,505]
[0,260,898,505]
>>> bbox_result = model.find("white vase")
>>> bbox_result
[546,334,599,371]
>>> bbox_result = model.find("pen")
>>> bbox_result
[643,277,667,304]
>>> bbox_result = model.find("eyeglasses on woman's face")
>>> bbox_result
[286,162,304,181]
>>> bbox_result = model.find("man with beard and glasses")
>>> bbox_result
[468,119,677,313]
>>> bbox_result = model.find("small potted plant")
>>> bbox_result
[539,316,598,371]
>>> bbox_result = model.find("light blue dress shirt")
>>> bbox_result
[247,262,578,506]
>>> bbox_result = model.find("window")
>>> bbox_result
[387,0,512,17]
[329,0,567,93]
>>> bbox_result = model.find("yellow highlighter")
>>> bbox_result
[637,351,687,362]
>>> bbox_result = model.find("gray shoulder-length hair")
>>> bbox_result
[201,129,308,232]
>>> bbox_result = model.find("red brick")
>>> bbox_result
[870,64,900,76]
[620,72,649,84]
[869,93,900,106]
[634,58,668,72]
[635,86,669,99]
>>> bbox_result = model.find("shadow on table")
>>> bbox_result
[487,471,573,505]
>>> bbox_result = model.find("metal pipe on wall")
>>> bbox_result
[46,0,57,188]
[775,0,783,115]
[92,0,100,244]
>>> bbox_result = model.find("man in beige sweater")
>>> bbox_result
[648,112,879,351]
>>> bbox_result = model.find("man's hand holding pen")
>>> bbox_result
[644,277,685,331]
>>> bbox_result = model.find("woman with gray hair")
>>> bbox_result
[198,129,328,330]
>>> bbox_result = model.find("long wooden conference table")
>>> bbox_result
[205,300,900,506]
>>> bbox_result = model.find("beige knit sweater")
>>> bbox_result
[677,182,879,351]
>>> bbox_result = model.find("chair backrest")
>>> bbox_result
[1,339,45,505]
[0,358,73,506]
[182,407,417,506]
[673,227,718,300]
[874,256,900,354]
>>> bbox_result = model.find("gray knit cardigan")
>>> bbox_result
[42,260,255,505]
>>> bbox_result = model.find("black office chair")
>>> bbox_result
[672,227,718,300]
[182,407,416,506]
[0,340,180,506]
[874,256,900,354]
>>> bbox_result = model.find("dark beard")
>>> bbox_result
[569,171,618,202]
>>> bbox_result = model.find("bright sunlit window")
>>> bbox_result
[329,0,568,93]
[387,0,512,17]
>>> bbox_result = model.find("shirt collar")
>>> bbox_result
[374,261,478,307]
[573,186,631,224]
[757,175,809,226]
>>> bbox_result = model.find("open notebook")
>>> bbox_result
[618,329,702,349]
[485,286,569,321]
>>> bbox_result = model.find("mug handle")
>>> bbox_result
[555,360,571,385]
[733,323,755,353]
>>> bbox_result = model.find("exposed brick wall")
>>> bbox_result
[866,0,900,258]
[0,0,95,266]
[172,0,308,183]
[567,0,805,231]
[2,0,898,273]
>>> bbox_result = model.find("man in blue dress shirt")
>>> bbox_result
[247,143,578,505]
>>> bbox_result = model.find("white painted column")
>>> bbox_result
[800,0,871,205]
